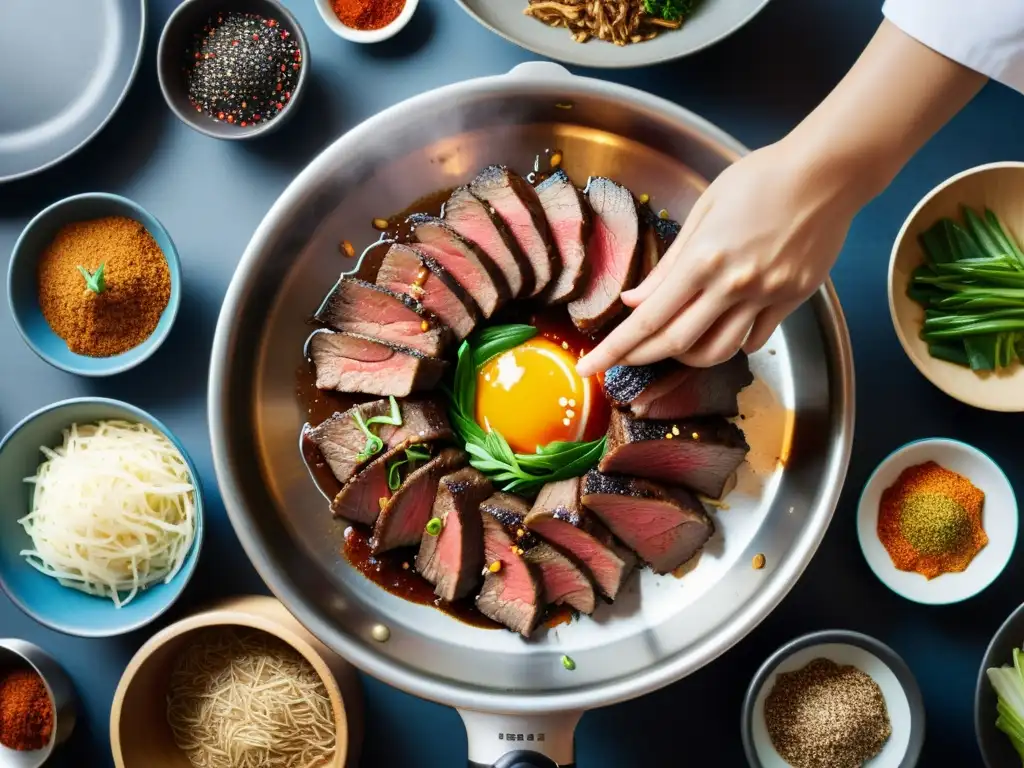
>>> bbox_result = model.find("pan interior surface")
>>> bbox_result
[212,79,853,711]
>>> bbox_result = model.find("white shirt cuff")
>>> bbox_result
[883,0,1024,94]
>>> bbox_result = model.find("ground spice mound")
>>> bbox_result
[37,216,171,357]
[0,668,54,751]
[332,0,404,31]
[765,658,891,768]
[877,460,986,580]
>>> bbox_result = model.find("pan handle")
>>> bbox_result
[459,708,581,767]
[505,61,574,82]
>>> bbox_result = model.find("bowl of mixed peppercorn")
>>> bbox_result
[157,0,308,140]
[7,193,182,376]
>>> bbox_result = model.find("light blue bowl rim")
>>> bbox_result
[855,436,1019,606]
[0,397,205,637]
[6,192,182,377]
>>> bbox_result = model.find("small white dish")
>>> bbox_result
[313,0,418,43]
[857,438,1017,605]
[742,630,925,768]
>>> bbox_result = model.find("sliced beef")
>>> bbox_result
[376,243,478,341]
[637,205,681,281]
[306,329,446,396]
[581,470,714,574]
[477,493,543,636]
[599,411,749,499]
[330,444,403,524]
[314,276,450,358]
[603,353,753,420]
[469,165,556,297]
[568,177,642,333]
[416,468,492,601]
[477,492,596,615]
[524,478,635,600]
[371,448,467,553]
[409,215,510,318]
[443,186,532,298]
[535,169,591,305]
[306,397,451,485]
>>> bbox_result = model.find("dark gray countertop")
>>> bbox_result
[1,0,1021,765]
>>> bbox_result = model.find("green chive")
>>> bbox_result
[77,263,106,294]
[561,655,576,671]
[425,518,442,536]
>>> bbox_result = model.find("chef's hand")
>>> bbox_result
[576,19,986,377]
[578,140,857,373]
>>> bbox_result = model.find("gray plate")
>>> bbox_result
[209,63,855,716]
[0,0,145,183]
[976,602,1024,767]
[455,0,772,69]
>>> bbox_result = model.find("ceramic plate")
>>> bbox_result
[857,438,1017,605]
[0,0,145,183]
[888,162,1024,412]
[976,602,1024,768]
[742,630,925,768]
[454,0,772,68]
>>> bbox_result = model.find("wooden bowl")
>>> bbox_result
[889,162,1024,411]
[109,595,362,768]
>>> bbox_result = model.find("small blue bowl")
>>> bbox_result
[7,193,182,376]
[0,398,204,637]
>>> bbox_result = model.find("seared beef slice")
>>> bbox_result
[314,276,450,357]
[372,448,467,553]
[444,186,532,298]
[582,470,713,574]
[477,493,543,636]
[568,178,641,333]
[603,353,753,420]
[330,445,403,524]
[599,411,749,499]
[470,166,557,297]
[535,169,592,305]
[306,329,446,396]
[376,243,479,341]
[524,478,635,600]
[416,468,493,601]
[410,215,510,318]
[307,397,451,485]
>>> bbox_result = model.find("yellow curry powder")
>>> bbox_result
[877,460,986,580]
[37,216,171,357]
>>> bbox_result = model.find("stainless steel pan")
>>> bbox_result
[209,62,854,767]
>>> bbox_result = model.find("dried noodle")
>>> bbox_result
[524,0,682,46]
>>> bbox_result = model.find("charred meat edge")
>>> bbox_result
[477,493,543,637]
[535,169,593,305]
[305,329,447,396]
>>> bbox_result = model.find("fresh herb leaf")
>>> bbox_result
[472,324,538,368]
[986,209,1024,269]
[352,410,384,462]
[77,263,106,294]
[366,396,402,428]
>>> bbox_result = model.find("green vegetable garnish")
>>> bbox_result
[386,445,432,491]
[641,0,695,22]
[353,411,384,463]
[561,655,576,671]
[987,647,1024,760]
[445,326,606,496]
[366,396,402,428]
[425,517,442,536]
[910,207,1024,372]
[77,263,106,294]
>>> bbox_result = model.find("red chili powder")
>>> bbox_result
[332,0,405,30]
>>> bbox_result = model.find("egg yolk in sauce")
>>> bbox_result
[475,337,594,454]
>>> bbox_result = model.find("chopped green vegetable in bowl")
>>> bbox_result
[910,206,1024,372]
[987,647,1024,761]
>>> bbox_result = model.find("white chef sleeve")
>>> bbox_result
[883,0,1024,94]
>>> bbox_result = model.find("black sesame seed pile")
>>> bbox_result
[764,658,892,768]
[184,12,302,128]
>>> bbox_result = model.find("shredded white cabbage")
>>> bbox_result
[18,419,196,608]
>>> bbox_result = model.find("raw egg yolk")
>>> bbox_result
[475,338,591,454]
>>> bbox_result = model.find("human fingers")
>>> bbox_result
[621,198,710,306]
[677,303,761,368]
[741,300,802,354]
[575,270,702,377]
[613,289,734,368]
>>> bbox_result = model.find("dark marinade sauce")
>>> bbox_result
[297,155,597,631]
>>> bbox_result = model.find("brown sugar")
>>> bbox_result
[37,216,171,357]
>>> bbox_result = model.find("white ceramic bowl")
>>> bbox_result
[857,438,1017,605]
[313,0,418,43]
[742,630,925,768]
